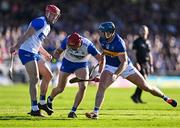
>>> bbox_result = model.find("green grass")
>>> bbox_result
[0,84,180,128]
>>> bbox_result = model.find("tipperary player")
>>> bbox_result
[85,22,177,119]
[47,32,104,118]
[10,5,61,116]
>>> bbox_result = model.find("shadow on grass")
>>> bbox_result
[0,115,89,121]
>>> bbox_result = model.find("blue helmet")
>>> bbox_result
[98,22,115,33]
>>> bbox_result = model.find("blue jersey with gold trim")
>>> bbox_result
[99,33,130,67]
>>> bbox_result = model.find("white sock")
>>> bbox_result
[32,105,39,111]
[40,100,46,105]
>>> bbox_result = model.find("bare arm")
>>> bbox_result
[149,52,153,66]
[148,52,154,73]
[39,45,53,61]
[114,53,128,76]
[39,45,49,56]
[94,53,105,74]
[10,27,35,53]
[95,39,105,73]
[147,42,154,73]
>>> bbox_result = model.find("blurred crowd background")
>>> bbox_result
[0,0,179,83]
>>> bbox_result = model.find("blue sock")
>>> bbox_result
[94,106,99,113]
[32,100,38,106]
[31,100,39,111]
[40,95,46,105]
[40,95,46,100]
[71,107,77,112]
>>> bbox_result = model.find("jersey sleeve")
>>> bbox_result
[87,43,100,56]
[60,37,68,50]
[31,18,44,31]
[118,37,126,53]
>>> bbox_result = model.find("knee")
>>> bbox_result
[44,72,53,81]
[29,76,39,85]
[49,73,53,80]
[55,86,64,94]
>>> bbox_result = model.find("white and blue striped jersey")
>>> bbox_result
[20,16,50,54]
[60,36,100,63]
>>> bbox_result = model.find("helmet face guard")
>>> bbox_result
[46,5,61,24]
[68,32,82,50]
[99,31,114,39]
[98,22,115,39]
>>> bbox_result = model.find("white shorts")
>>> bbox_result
[104,63,136,78]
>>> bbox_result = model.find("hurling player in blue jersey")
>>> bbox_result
[10,5,61,116]
[46,32,104,118]
[85,22,177,119]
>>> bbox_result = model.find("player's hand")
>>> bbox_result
[95,72,101,82]
[91,72,101,82]
[94,77,100,82]
[45,54,52,61]
[112,74,118,81]
[135,63,141,71]
[53,53,59,60]
[53,49,61,60]
[10,46,17,54]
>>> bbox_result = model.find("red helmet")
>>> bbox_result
[46,5,60,15]
[45,5,61,24]
[68,32,81,47]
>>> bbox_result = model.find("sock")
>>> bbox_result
[31,100,39,111]
[163,96,177,107]
[47,96,53,103]
[163,96,169,101]
[40,95,46,105]
[71,107,77,112]
[93,106,99,114]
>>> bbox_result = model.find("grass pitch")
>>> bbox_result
[0,84,179,128]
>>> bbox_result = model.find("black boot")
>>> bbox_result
[68,112,77,118]
[38,103,53,115]
[28,110,44,117]
[131,87,143,103]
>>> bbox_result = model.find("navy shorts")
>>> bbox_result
[60,58,88,73]
[19,49,40,65]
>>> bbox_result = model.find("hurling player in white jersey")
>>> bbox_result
[46,32,104,118]
[10,5,61,116]
[85,22,177,119]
